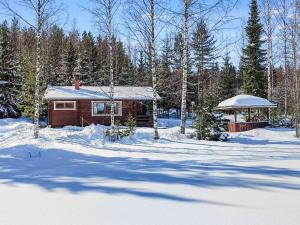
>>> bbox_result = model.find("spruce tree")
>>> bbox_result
[191,18,217,106]
[218,55,237,101]
[79,31,97,85]
[63,32,79,85]
[242,0,267,97]
[158,36,173,110]
[0,21,20,118]
[48,25,65,85]
[170,32,186,111]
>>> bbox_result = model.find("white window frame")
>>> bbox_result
[54,101,76,111]
[91,101,122,117]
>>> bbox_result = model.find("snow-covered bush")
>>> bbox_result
[193,106,229,141]
[273,117,295,128]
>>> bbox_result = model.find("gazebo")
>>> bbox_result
[216,94,277,132]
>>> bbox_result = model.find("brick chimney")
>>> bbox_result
[74,75,80,90]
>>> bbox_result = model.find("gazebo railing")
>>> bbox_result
[228,121,269,132]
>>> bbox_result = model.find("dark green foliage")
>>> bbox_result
[0,21,20,118]
[124,114,136,134]
[47,25,65,85]
[18,50,46,119]
[79,31,97,85]
[218,55,237,101]
[194,104,228,141]
[191,18,218,106]
[63,31,79,85]
[105,115,137,140]
[241,0,267,98]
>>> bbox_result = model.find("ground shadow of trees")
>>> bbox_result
[1,145,300,203]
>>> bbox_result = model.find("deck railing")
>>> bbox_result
[228,121,269,132]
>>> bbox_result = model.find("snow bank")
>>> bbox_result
[1,118,300,225]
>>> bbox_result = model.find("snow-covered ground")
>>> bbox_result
[1,118,300,225]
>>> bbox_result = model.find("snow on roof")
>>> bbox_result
[216,94,277,109]
[44,86,161,100]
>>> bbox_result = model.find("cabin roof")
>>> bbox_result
[44,86,161,100]
[216,94,277,110]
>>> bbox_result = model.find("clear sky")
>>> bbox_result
[0,0,252,66]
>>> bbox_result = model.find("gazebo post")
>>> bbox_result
[234,110,237,123]
[248,108,251,122]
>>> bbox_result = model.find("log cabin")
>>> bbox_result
[44,77,161,127]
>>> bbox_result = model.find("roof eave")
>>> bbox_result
[215,104,277,110]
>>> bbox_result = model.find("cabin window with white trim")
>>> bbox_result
[54,101,76,110]
[92,101,122,116]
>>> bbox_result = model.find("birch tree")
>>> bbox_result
[262,0,274,123]
[150,0,159,139]
[0,0,63,138]
[177,0,237,134]
[290,0,300,137]
[125,0,164,139]
[180,0,190,134]
[87,0,119,140]
[276,0,290,117]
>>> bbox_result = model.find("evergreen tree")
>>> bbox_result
[136,50,149,85]
[158,36,173,110]
[241,0,267,97]
[48,25,65,85]
[95,36,109,85]
[194,104,228,141]
[191,18,217,106]
[63,31,79,85]
[113,38,134,85]
[170,32,184,111]
[79,31,97,85]
[218,55,237,101]
[0,21,20,118]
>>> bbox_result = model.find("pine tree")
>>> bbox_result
[218,55,237,101]
[0,21,20,118]
[191,18,217,106]
[242,0,267,97]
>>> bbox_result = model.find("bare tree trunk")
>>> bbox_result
[180,0,190,134]
[150,0,159,139]
[88,0,118,140]
[291,0,300,137]
[107,0,115,140]
[33,0,42,138]
[264,0,273,124]
[283,0,288,118]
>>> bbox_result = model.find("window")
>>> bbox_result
[92,101,122,116]
[54,101,76,110]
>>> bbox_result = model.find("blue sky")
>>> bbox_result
[0,0,252,65]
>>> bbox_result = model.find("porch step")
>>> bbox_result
[136,115,153,127]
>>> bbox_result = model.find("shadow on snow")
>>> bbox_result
[1,145,300,204]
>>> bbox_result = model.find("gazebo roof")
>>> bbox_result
[216,94,277,110]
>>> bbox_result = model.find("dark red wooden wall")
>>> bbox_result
[48,100,141,127]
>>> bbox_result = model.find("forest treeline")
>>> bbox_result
[0,0,299,138]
